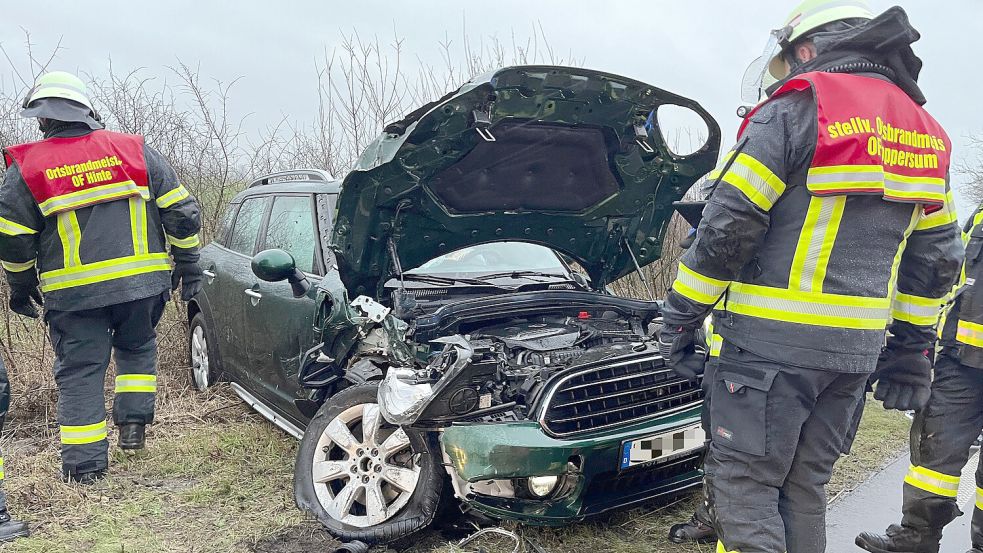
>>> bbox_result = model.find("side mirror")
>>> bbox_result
[251,249,311,298]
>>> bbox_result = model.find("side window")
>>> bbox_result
[213,202,239,246]
[227,197,267,255]
[265,195,318,274]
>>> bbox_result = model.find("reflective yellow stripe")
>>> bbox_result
[916,190,958,231]
[0,457,5,480]
[40,252,170,292]
[806,165,946,205]
[156,185,190,208]
[904,464,960,497]
[60,420,108,445]
[37,180,150,216]
[976,487,983,511]
[56,211,83,268]
[1,258,35,272]
[789,195,846,292]
[717,541,739,553]
[165,233,201,249]
[115,374,157,393]
[129,197,149,255]
[0,216,38,236]
[709,152,786,211]
[892,292,944,326]
[957,320,983,348]
[673,262,729,305]
[709,332,723,357]
[726,282,890,330]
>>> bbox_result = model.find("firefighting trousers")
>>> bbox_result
[703,344,867,553]
[0,356,10,512]
[900,353,983,547]
[47,292,167,476]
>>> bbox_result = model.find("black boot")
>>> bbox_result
[856,524,941,553]
[0,510,29,542]
[118,423,145,450]
[668,512,717,544]
[63,468,107,485]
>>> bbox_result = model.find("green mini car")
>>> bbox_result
[188,65,721,545]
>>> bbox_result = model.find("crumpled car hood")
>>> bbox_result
[331,65,721,296]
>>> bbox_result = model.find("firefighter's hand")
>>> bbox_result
[171,261,204,301]
[872,348,932,411]
[657,324,705,382]
[7,271,42,319]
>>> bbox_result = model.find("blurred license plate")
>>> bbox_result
[620,424,706,470]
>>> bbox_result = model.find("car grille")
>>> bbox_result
[540,355,703,437]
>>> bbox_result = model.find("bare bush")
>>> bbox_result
[959,133,983,207]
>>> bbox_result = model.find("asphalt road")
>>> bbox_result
[827,449,980,552]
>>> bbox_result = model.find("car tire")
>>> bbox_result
[294,382,445,546]
[189,312,218,391]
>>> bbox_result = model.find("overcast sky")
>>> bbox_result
[3,0,980,215]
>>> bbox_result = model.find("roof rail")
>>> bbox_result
[248,168,334,188]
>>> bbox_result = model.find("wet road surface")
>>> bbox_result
[827,449,980,552]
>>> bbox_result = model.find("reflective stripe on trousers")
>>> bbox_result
[115,374,157,393]
[60,420,108,445]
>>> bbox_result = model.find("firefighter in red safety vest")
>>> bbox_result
[656,2,962,552]
[0,71,203,484]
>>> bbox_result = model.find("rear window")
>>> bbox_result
[227,197,267,255]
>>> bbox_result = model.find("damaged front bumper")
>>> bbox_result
[439,405,704,525]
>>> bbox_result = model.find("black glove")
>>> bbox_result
[6,269,42,319]
[171,261,204,301]
[872,348,932,411]
[657,324,706,382]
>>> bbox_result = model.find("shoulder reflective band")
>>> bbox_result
[916,190,957,232]
[726,282,890,330]
[156,184,190,208]
[40,252,170,292]
[56,211,82,268]
[166,233,201,249]
[60,420,108,445]
[708,151,787,211]
[129,197,149,255]
[806,165,946,205]
[0,216,38,236]
[789,195,846,292]
[115,374,157,393]
[977,487,983,511]
[673,262,730,305]
[38,180,150,216]
[904,464,959,497]
[0,258,35,272]
[964,210,983,245]
[956,319,983,348]
[892,292,944,327]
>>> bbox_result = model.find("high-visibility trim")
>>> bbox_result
[166,233,201,249]
[789,195,846,292]
[964,210,983,245]
[60,420,108,445]
[40,252,170,292]
[37,180,150,216]
[957,319,983,348]
[716,541,739,553]
[129,197,149,255]
[976,487,983,511]
[673,262,730,305]
[0,457,5,480]
[56,211,83,268]
[115,374,157,393]
[709,152,786,211]
[709,332,723,357]
[885,206,922,309]
[904,464,960,498]
[726,282,890,330]
[916,190,958,231]
[0,258,36,272]
[892,292,944,327]
[0,216,38,236]
[806,165,946,205]
[156,185,190,209]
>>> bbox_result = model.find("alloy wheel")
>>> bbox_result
[190,324,210,390]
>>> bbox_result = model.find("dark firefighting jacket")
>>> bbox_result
[940,204,983,368]
[661,71,962,373]
[0,127,201,312]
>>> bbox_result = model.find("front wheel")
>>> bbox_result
[294,383,445,545]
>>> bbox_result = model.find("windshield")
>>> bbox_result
[406,242,569,277]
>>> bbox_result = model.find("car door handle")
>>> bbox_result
[244,288,262,306]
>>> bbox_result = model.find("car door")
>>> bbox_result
[243,193,324,423]
[214,195,271,379]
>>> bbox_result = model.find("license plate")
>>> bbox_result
[620,424,706,470]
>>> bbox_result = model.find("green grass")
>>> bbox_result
[0,387,910,553]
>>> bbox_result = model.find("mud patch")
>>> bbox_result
[248,523,341,553]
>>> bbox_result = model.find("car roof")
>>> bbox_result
[232,168,342,202]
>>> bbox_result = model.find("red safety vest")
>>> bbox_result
[739,72,950,210]
[3,130,149,217]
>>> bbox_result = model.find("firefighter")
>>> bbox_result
[656,2,962,552]
[0,71,203,484]
[856,204,983,553]
[0,358,29,541]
